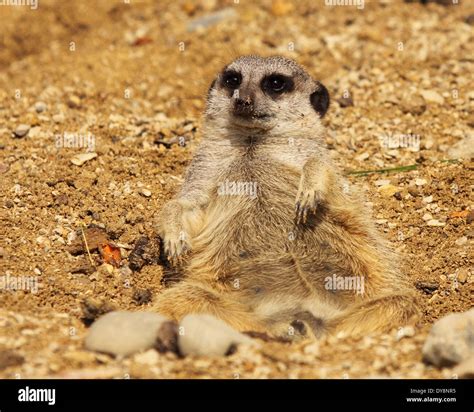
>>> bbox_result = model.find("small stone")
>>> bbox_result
[133,349,159,365]
[400,95,426,115]
[428,293,439,304]
[187,8,236,32]
[426,219,445,227]
[378,184,399,197]
[34,101,47,113]
[420,90,444,105]
[271,0,294,16]
[374,179,391,187]
[28,126,42,139]
[67,95,81,109]
[132,288,153,305]
[396,325,416,341]
[178,314,254,357]
[55,193,68,206]
[422,309,474,367]
[422,213,433,221]
[448,133,474,160]
[455,236,468,246]
[63,350,96,364]
[0,350,25,370]
[139,188,152,197]
[0,163,9,174]
[356,152,369,161]
[85,311,172,357]
[415,280,439,293]
[415,178,427,186]
[408,186,420,197]
[336,95,354,108]
[71,152,97,166]
[422,195,433,204]
[52,113,65,124]
[13,124,30,138]
[81,298,117,323]
[456,268,469,283]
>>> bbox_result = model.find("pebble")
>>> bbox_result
[52,113,65,124]
[447,133,474,160]
[139,188,152,198]
[34,102,47,113]
[133,349,159,365]
[85,311,173,357]
[187,8,236,32]
[400,95,426,115]
[178,314,254,357]
[415,178,427,186]
[355,152,369,161]
[271,0,294,16]
[422,213,433,221]
[426,219,445,227]
[374,179,391,187]
[378,184,399,197]
[13,124,30,138]
[396,326,415,341]
[67,95,81,109]
[422,309,474,367]
[455,236,467,246]
[422,195,433,204]
[456,268,468,283]
[336,95,354,108]
[28,127,42,139]
[71,152,97,166]
[420,90,444,105]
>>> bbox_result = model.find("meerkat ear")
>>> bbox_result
[310,82,330,118]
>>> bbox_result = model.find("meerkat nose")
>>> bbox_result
[233,97,254,117]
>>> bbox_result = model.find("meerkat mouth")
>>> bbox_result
[233,111,272,120]
[230,113,275,131]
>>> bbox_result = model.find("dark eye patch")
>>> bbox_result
[221,70,242,90]
[261,74,294,96]
[310,82,330,118]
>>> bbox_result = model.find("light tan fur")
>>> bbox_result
[155,55,419,340]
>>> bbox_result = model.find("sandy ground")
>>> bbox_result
[0,0,473,378]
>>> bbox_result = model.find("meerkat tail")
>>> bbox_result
[325,293,420,336]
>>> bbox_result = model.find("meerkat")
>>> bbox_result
[154,55,419,339]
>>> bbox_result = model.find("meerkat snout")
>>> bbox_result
[205,55,330,131]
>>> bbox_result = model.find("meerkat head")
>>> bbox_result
[205,55,329,134]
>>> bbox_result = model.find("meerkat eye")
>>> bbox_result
[222,71,242,89]
[261,74,293,95]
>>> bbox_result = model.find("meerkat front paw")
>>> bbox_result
[295,187,324,224]
[162,229,191,263]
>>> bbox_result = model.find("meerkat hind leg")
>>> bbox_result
[153,281,267,333]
